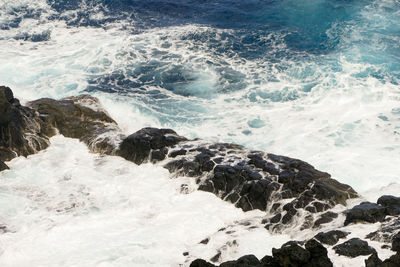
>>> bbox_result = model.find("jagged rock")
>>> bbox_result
[0,160,8,171]
[382,252,400,266]
[28,95,120,154]
[1,87,359,235]
[159,135,357,230]
[117,127,187,164]
[305,239,333,267]
[333,238,376,257]
[260,255,281,266]
[366,216,400,245]
[365,252,383,267]
[272,241,310,265]
[314,230,349,246]
[189,259,216,267]
[344,202,386,226]
[392,232,400,252]
[0,86,50,162]
[377,195,400,216]
[191,239,335,267]
[219,255,260,267]
[313,211,338,228]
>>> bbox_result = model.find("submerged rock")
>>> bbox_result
[333,238,376,258]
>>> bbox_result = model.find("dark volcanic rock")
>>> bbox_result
[2,87,359,237]
[0,160,8,171]
[191,238,335,267]
[365,252,383,267]
[272,241,310,265]
[160,139,357,230]
[344,202,386,226]
[0,86,50,162]
[305,239,333,267]
[314,230,349,246]
[219,255,260,267]
[117,127,187,164]
[189,259,216,267]
[377,195,400,216]
[392,232,400,252]
[333,238,376,257]
[313,211,338,228]
[28,94,119,154]
[366,216,400,244]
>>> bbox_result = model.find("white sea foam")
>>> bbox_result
[0,0,399,265]
[1,2,399,194]
[0,136,289,266]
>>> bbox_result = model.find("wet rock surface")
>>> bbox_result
[0,86,50,162]
[0,86,120,164]
[112,115,358,231]
[344,202,386,226]
[314,230,349,246]
[365,234,400,267]
[377,195,400,216]
[3,86,400,267]
[190,239,332,267]
[0,160,8,171]
[116,127,187,164]
[28,94,120,154]
[333,238,376,258]
[1,87,358,233]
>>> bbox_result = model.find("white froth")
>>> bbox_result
[0,136,286,266]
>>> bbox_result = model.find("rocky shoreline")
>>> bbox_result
[1,85,399,266]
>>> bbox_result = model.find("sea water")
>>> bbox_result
[0,0,399,265]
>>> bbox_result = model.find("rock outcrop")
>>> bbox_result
[28,94,121,154]
[0,86,121,166]
[189,239,332,267]
[8,86,399,267]
[114,127,358,231]
[314,230,349,246]
[0,86,50,163]
[333,238,376,258]
[344,202,387,226]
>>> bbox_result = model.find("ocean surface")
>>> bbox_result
[0,0,399,266]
